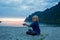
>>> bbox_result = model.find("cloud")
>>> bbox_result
[20,5,30,10]
[0,0,60,18]
[0,0,60,9]
[0,0,22,3]
[45,0,60,2]
[0,0,23,8]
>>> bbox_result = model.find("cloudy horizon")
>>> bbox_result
[0,0,60,18]
[0,0,60,26]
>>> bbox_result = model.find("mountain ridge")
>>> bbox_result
[25,2,60,25]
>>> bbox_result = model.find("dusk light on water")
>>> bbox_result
[0,18,25,26]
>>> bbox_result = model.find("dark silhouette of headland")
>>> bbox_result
[25,2,60,25]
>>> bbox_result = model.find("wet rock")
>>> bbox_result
[0,21,2,23]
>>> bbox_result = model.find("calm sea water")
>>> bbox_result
[0,23,60,40]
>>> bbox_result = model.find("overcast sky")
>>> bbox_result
[0,0,60,18]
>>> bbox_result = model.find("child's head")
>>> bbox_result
[32,15,39,22]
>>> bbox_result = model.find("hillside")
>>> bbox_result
[25,2,60,24]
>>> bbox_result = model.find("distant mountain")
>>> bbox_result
[25,2,60,24]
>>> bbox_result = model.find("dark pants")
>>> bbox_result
[26,29,37,36]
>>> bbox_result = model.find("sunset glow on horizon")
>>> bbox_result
[0,18,25,26]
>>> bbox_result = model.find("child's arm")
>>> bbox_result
[23,23,30,27]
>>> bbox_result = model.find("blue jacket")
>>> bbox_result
[30,21,40,35]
